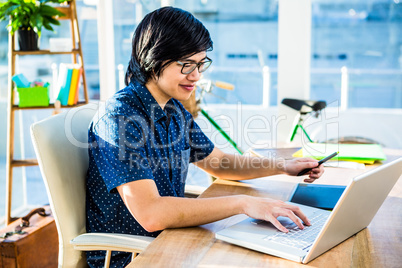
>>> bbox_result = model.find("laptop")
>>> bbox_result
[215,157,402,264]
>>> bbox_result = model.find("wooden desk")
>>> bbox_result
[128,149,402,267]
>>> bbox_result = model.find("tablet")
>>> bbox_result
[289,183,346,210]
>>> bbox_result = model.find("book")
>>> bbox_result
[67,66,80,105]
[12,73,30,88]
[73,67,82,105]
[292,143,387,164]
[56,64,71,106]
[56,63,81,106]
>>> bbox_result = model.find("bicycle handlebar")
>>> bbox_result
[214,81,234,90]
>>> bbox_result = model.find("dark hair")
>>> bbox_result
[125,6,213,86]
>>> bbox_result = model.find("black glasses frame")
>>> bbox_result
[177,57,213,74]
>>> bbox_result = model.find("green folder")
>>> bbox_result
[298,143,387,164]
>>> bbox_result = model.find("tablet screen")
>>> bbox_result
[289,184,346,210]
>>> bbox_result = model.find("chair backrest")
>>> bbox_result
[30,103,99,268]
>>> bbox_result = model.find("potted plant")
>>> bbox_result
[0,0,66,51]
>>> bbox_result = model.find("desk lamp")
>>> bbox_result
[281,98,327,142]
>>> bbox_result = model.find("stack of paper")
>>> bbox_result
[293,143,387,164]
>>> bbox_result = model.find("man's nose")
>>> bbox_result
[187,67,201,81]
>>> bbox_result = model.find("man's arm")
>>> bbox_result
[117,148,323,234]
[117,179,310,234]
[194,147,324,183]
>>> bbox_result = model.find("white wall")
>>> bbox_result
[277,0,312,143]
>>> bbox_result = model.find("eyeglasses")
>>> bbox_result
[177,58,212,74]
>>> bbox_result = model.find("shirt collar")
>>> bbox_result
[131,80,179,122]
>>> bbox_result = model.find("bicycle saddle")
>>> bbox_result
[281,98,326,114]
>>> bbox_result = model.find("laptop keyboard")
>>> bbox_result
[263,213,330,251]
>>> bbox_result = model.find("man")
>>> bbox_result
[86,6,323,267]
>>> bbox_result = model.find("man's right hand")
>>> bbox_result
[242,196,311,233]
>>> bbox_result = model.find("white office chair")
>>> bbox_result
[30,103,154,268]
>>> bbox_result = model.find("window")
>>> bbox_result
[168,0,279,106]
[111,0,279,106]
[2,0,400,224]
[311,1,402,108]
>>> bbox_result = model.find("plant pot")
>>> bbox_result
[17,28,39,51]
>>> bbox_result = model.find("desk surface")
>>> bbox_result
[128,148,402,267]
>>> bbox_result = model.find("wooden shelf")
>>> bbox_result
[12,101,87,110]
[5,0,89,225]
[13,49,80,56]
[55,6,72,20]
[11,159,38,167]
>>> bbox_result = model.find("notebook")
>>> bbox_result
[215,158,402,264]
[292,143,387,164]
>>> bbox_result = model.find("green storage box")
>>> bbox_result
[17,86,50,107]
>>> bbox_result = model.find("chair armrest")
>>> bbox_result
[184,184,207,198]
[70,233,154,253]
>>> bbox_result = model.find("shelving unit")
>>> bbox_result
[5,0,88,225]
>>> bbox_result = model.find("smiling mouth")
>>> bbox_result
[180,85,195,91]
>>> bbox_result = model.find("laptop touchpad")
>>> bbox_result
[252,217,297,229]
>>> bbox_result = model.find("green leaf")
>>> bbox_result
[45,16,59,26]
[39,5,57,15]
[43,21,53,31]
[0,0,64,35]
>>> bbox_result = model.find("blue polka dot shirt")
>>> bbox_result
[85,79,214,267]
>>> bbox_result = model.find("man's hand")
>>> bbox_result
[283,158,324,183]
[243,196,311,232]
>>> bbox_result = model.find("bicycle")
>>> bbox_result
[184,78,245,192]
[194,78,244,155]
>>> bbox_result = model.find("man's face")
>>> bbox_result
[146,51,208,106]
